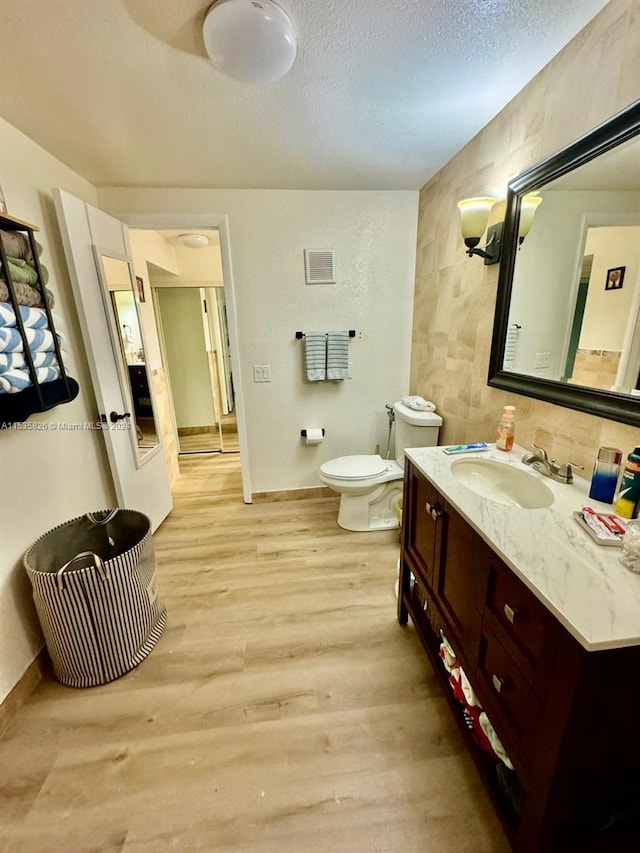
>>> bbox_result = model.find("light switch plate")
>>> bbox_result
[253,364,271,382]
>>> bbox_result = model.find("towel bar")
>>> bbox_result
[295,330,356,339]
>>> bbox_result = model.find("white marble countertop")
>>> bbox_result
[405,443,640,652]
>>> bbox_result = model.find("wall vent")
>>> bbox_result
[304,249,336,285]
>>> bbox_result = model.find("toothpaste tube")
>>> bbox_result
[442,442,489,455]
[581,506,627,538]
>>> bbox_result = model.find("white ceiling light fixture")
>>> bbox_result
[178,233,210,249]
[202,0,297,85]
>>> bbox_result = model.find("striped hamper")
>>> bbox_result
[23,509,167,687]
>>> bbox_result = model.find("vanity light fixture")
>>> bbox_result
[178,233,210,249]
[457,197,502,265]
[202,0,297,85]
[518,193,543,244]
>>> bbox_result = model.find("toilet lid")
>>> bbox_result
[320,454,387,480]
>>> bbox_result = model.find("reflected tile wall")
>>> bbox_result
[411,0,640,476]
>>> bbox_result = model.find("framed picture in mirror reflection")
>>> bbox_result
[605,266,625,291]
[136,275,146,302]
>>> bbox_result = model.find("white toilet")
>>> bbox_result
[318,401,442,531]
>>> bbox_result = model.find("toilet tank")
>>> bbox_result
[393,401,442,467]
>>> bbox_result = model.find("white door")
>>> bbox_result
[54,189,172,530]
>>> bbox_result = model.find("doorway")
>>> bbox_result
[124,215,251,504]
[155,284,238,454]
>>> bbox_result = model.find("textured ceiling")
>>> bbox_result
[0,0,610,190]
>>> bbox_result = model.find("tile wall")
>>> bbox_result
[411,0,640,474]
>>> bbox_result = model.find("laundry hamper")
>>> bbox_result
[23,509,166,687]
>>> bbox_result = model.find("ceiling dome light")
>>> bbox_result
[202,0,297,85]
[178,233,210,249]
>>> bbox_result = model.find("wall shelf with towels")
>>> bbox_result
[0,212,79,426]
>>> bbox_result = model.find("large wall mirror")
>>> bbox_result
[489,100,640,427]
[92,249,160,466]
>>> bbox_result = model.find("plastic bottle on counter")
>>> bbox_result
[589,446,622,504]
[495,405,515,452]
[614,446,640,519]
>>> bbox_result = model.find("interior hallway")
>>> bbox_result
[0,455,508,852]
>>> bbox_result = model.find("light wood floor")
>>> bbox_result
[178,414,240,454]
[0,454,509,852]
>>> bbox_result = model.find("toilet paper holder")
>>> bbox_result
[300,429,325,437]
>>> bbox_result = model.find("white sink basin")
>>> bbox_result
[451,457,554,509]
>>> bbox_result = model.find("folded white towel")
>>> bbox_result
[304,332,326,381]
[326,331,349,380]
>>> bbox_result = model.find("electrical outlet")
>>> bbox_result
[253,364,271,382]
[535,352,551,369]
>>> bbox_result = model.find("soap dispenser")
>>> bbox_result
[496,405,515,452]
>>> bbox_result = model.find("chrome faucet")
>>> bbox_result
[521,443,583,484]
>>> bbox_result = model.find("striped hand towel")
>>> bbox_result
[304,333,327,381]
[327,331,350,380]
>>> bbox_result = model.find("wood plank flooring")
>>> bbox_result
[0,454,509,852]
[178,414,240,454]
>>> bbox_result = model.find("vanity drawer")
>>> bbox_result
[485,553,558,687]
[476,620,542,768]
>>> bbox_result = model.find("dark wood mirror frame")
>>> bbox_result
[488,100,640,428]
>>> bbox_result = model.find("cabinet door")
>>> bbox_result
[434,501,489,670]
[403,463,444,593]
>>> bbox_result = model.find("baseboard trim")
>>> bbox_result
[252,486,335,503]
[0,648,49,739]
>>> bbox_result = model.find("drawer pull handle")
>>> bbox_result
[492,674,505,693]
[504,603,517,624]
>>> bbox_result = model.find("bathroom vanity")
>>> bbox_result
[398,445,640,852]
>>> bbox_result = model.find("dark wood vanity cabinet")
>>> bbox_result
[127,364,152,418]
[398,458,640,853]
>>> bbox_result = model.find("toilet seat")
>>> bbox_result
[320,454,388,481]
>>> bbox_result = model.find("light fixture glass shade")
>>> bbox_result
[457,197,496,240]
[518,194,543,240]
[178,234,210,249]
[202,0,297,85]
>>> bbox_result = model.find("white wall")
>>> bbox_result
[508,190,640,377]
[98,189,419,492]
[581,225,640,350]
[0,117,115,704]
[129,230,179,369]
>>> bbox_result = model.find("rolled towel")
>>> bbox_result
[1,257,35,285]
[0,327,62,353]
[0,279,54,309]
[0,365,60,394]
[0,350,64,373]
[0,301,52,329]
[401,395,436,412]
[0,229,43,262]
